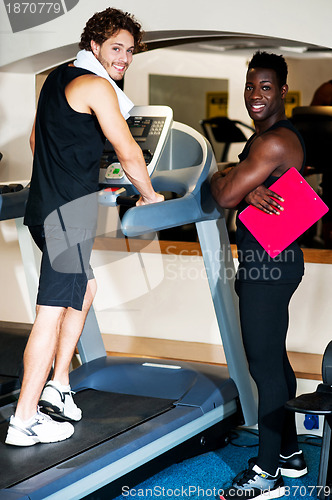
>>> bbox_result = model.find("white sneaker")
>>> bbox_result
[5,409,74,446]
[39,380,82,421]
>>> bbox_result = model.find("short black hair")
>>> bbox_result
[248,51,288,88]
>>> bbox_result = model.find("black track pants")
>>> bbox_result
[235,280,301,475]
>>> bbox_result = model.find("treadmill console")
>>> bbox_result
[99,105,173,186]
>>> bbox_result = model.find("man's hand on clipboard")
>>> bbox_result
[245,184,284,215]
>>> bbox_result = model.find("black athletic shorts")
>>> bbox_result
[29,224,95,311]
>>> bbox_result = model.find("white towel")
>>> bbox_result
[73,49,134,120]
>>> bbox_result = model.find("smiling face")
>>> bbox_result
[91,29,135,81]
[244,67,288,130]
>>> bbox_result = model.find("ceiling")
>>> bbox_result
[143,31,332,58]
[2,29,332,75]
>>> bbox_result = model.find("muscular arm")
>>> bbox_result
[210,133,289,213]
[67,76,162,205]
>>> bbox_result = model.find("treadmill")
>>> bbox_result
[0,182,31,404]
[0,106,257,500]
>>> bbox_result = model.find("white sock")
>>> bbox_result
[253,464,278,478]
[15,411,39,426]
[280,451,301,459]
[51,380,71,391]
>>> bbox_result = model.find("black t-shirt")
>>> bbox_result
[24,63,105,228]
[236,120,306,282]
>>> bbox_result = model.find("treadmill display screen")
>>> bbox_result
[127,117,152,139]
[131,126,145,137]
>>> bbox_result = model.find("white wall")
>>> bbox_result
[0,73,35,181]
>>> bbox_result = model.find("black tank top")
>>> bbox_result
[236,120,306,282]
[24,63,105,227]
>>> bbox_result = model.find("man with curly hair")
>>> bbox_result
[5,8,163,446]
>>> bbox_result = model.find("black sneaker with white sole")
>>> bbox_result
[249,450,307,478]
[216,465,285,500]
[279,451,308,478]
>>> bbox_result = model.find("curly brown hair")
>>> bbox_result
[79,8,146,53]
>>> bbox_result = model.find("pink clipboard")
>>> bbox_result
[238,167,329,258]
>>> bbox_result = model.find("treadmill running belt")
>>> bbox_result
[0,389,175,489]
